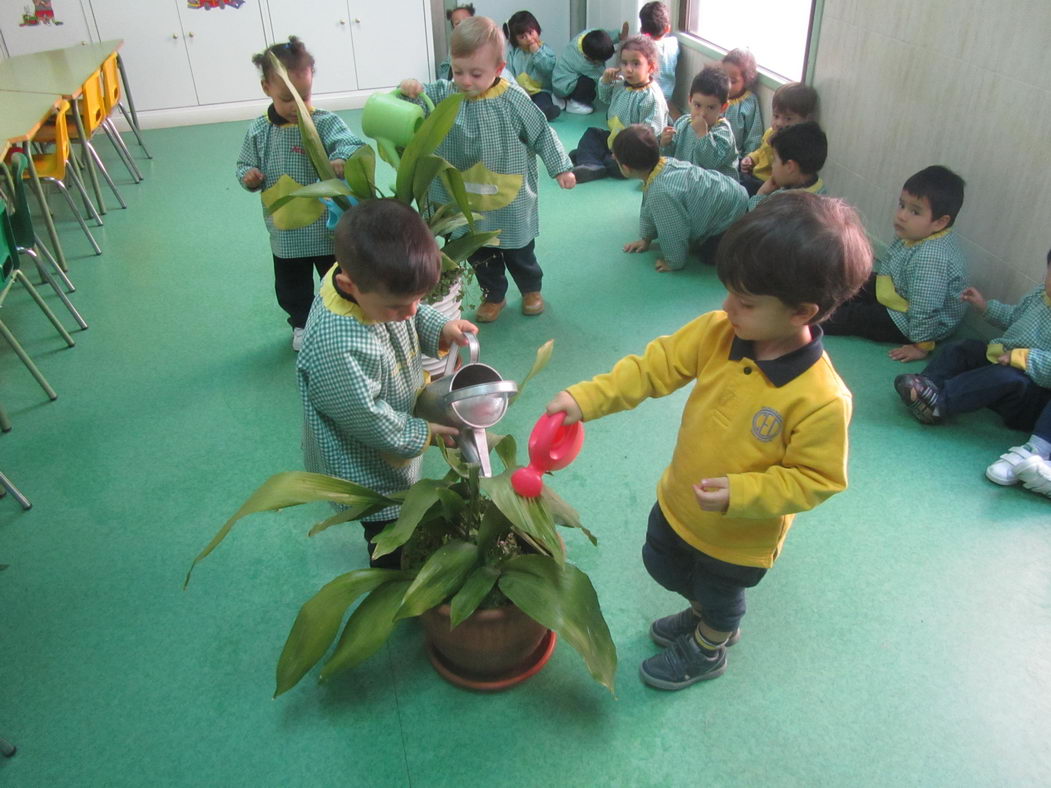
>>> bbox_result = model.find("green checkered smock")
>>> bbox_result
[663,115,738,179]
[552,29,619,97]
[654,35,679,101]
[419,78,572,250]
[724,91,763,159]
[597,78,667,138]
[876,230,968,343]
[506,43,557,94]
[235,107,364,258]
[640,157,748,270]
[985,288,1051,387]
[297,269,448,520]
[747,177,826,211]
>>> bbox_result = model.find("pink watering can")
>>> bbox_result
[511,412,585,498]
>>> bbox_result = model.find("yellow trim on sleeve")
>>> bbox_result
[875,274,909,312]
[1010,347,1030,371]
[986,342,1005,363]
[516,72,543,94]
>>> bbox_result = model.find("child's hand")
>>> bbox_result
[889,344,929,362]
[690,115,709,137]
[740,156,754,175]
[624,238,651,253]
[429,422,459,448]
[242,167,264,189]
[602,67,620,84]
[997,352,1012,365]
[694,478,730,512]
[961,286,987,313]
[525,39,541,53]
[399,79,424,98]
[545,391,583,425]
[659,126,675,147]
[439,319,478,352]
[555,171,576,189]
[756,177,779,195]
[620,21,630,40]
[330,159,345,179]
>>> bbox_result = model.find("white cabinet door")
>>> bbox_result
[0,0,94,56]
[175,0,268,105]
[89,0,199,111]
[267,0,357,95]
[349,0,429,90]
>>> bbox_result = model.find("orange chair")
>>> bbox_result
[101,53,151,167]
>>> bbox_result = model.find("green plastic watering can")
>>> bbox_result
[362,89,435,167]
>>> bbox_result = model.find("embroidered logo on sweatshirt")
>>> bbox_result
[751,407,783,442]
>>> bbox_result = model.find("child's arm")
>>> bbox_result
[596,70,618,104]
[643,191,691,270]
[315,113,366,178]
[529,44,557,83]
[741,96,764,158]
[235,124,264,191]
[683,119,737,171]
[637,90,667,137]
[897,255,958,345]
[515,93,574,185]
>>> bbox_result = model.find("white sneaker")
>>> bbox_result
[1015,455,1051,498]
[292,327,305,352]
[985,445,1036,485]
[565,99,593,115]
[552,94,567,110]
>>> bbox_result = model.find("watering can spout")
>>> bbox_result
[361,89,435,168]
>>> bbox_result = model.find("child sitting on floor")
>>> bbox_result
[660,66,738,180]
[739,82,817,196]
[640,1,679,117]
[748,121,827,210]
[894,249,1051,500]
[504,10,561,121]
[824,166,967,362]
[615,124,747,272]
[552,25,625,115]
[721,49,763,162]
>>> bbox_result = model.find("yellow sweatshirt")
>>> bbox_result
[567,312,852,568]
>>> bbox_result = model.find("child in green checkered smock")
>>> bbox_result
[613,125,747,272]
[297,200,477,568]
[439,5,476,79]
[236,38,364,349]
[747,121,827,210]
[661,66,739,180]
[553,27,623,112]
[720,49,763,160]
[399,16,574,322]
[504,10,560,121]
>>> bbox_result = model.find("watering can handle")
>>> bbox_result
[394,88,435,114]
[442,330,479,378]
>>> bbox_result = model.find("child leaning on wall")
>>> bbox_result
[552,24,627,114]
[747,121,828,210]
[504,10,561,121]
[546,192,872,690]
[739,81,817,196]
[660,65,739,180]
[639,1,679,117]
[721,48,763,162]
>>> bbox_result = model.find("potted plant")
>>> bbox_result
[184,344,618,696]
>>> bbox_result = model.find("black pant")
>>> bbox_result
[822,275,910,343]
[574,126,625,179]
[469,240,543,303]
[362,519,402,570]
[531,91,560,121]
[272,254,335,328]
[568,76,597,107]
[739,173,764,196]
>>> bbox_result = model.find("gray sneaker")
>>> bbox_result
[640,632,726,690]
[1015,454,1051,498]
[650,607,741,647]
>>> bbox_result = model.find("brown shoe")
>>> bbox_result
[475,300,506,323]
[521,292,544,316]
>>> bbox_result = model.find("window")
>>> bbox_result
[681,0,820,82]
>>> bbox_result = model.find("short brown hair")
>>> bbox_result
[334,200,440,295]
[620,34,660,72]
[451,15,505,61]
[611,124,660,172]
[772,82,818,119]
[717,192,871,323]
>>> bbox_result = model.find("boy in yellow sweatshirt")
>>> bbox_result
[546,192,872,690]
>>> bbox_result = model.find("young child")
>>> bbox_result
[739,82,817,196]
[824,166,967,362]
[639,2,679,117]
[615,124,747,272]
[748,120,827,210]
[659,66,738,180]
[399,16,575,323]
[297,199,476,567]
[438,4,475,80]
[546,192,872,690]
[504,10,560,121]
[721,49,763,160]
[236,37,365,351]
[552,24,626,115]
[893,249,1051,499]
[570,35,667,183]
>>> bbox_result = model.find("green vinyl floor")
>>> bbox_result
[1,108,1049,787]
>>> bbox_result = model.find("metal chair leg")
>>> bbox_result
[14,270,76,346]
[0,472,32,510]
[0,401,11,432]
[117,101,152,159]
[64,166,103,227]
[0,319,58,400]
[84,140,127,209]
[33,234,75,293]
[20,247,87,330]
[102,119,143,182]
[47,178,102,255]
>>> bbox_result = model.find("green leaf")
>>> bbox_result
[412,153,447,208]
[440,230,501,263]
[307,501,381,537]
[449,565,501,628]
[344,144,377,200]
[480,473,564,564]
[499,555,617,694]
[395,539,479,620]
[396,93,465,204]
[435,486,467,523]
[319,579,414,681]
[491,434,518,473]
[274,569,409,696]
[267,53,335,184]
[511,339,554,404]
[185,472,395,587]
[439,166,475,230]
[264,178,353,214]
[475,500,511,553]
[370,478,447,560]
[541,484,597,545]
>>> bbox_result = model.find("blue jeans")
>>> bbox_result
[531,91,560,121]
[922,338,1051,435]
[469,240,542,303]
[574,126,625,178]
[642,502,766,632]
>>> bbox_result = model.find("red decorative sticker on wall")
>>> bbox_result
[187,0,246,8]
[19,0,64,26]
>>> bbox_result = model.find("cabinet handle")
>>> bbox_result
[171,33,179,39]
[353,18,360,23]
[188,31,195,38]
[338,18,346,25]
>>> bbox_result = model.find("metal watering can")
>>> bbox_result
[361,89,435,167]
[414,333,517,477]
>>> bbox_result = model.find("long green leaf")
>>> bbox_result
[541,484,596,545]
[267,53,334,183]
[439,167,475,230]
[307,501,382,537]
[344,144,377,200]
[319,580,413,681]
[396,93,465,204]
[412,153,447,208]
[264,178,353,214]
[370,478,447,560]
[394,539,479,620]
[274,569,409,697]
[491,434,517,473]
[449,565,501,628]
[185,472,395,587]
[480,473,564,564]
[440,230,501,263]
[499,555,617,694]
[511,339,554,404]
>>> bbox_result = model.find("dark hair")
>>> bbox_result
[902,166,966,227]
[611,124,660,172]
[446,4,475,22]
[333,200,440,295]
[722,48,758,90]
[690,65,730,104]
[769,121,827,176]
[581,29,615,62]
[620,34,660,71]
[504,10,541,44]
[717,192,872,323]
[772,82,818,118]
[639,1,671,36]
[251,36,314,81]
